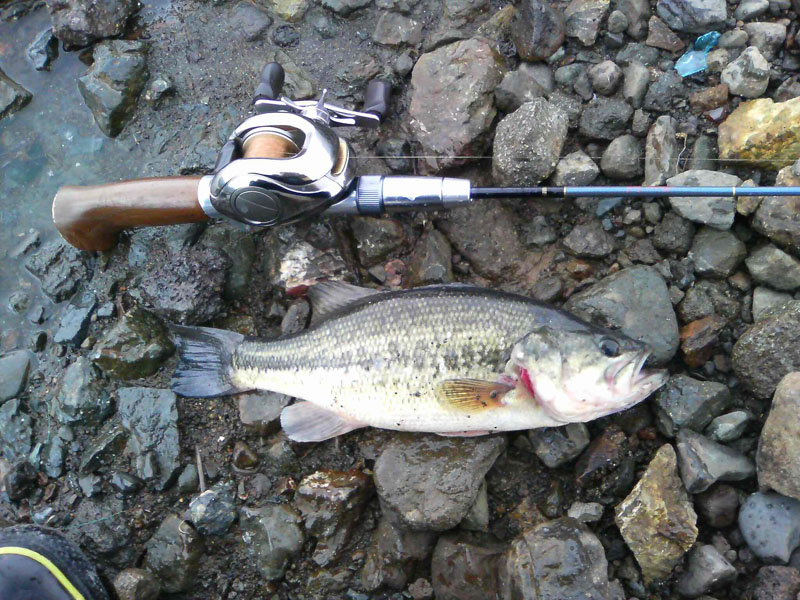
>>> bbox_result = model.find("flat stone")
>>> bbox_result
[565,265,679,365]
[143,514,203,594]
[564,0,610,46]
[675,544,737,597]
[528,423,590,468]
[615,444,698,583]
[510,0,566,60]
[757,372,800,501]
[409,39,504,173]
[492,99,568,186]
[667,170,741,230]
[690,227,746,278]
[656,0,727,33]
[373,433,505,531]
[646,15,685,51]
[240,505,304,580]
[653,375,731,437]
[721,47,770,99]
[676,428,755,493]
[746,245,800,291]
[0,351,31,404]
[499,518,611,597]
[732,300,800,398]
[705,410,751,442]
[739,492,800,563]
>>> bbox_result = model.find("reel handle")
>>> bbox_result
[363,79,391,122]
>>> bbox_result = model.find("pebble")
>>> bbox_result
[232,441,259,471]
[757,373,800,501]
[238,391,291,433]
[52,358,112,426]
[53,292,97,347]
[587,60,623,95]
[579,97,634,140]
[696,484,740,528]
[113,568,160,600]
[189,481,237,536]
[601,135,643,180]
[47,0,138,47]
[654,212,696,255]
[406,229,454,286]
[622,61,650,108]
[564,0,610,46]
[745,245,800,291]
[430,532,505,600]
[26,29,58,71]
[676,428,755,493]
[679,313,726,368]
[643,70,685,112]
[144,515,204,593]
[3,460,37,501]
[528,423,590,467]
[495,63,552,112]
[706,410,751,442]
[567,501,604,522]
[743,22,786,61]
[109,472,144,495]
[739,492,800,563]
[675,544,737,597]
[607,9,628,33]
[372,12,422,46]
[690,227,747,278]
[646,15,685,51]
[655,0,727,32]
[551,150,600,186]
[240,505,304,580]
[735,0,769,18]
[721,47,770,98]
[563,219,616,257]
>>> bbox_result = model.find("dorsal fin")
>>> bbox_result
[307,281,380,326]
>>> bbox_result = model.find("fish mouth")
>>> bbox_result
[605,349,669,394]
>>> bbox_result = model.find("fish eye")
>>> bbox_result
[599,337,621,357]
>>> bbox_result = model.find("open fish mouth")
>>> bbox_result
[605,349,668,392]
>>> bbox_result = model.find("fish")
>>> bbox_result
[170,282,669,442]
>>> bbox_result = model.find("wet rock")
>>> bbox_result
[373,12,422,46]
[551,151,599,186]
[431,532,504,600]
[752,566,800,600]
[495,63,552,112]
[109,472,144,494]
[52,358,112,426]
[679,280,740,321]
[746,245,800,291]
[42,436,65,478]
[118,387,180,489]
[739,492,800,563]
[615,444,698,583]
[189,480,236,536]
[510,0,565,60]
[79,422,127,474]
[588,60,623,96]
[643,70,686,112]
[78,41,148,137]
[644,115,679,186]
[565,265,679,365]
[53,292,97,347]
[719,100,800,171]
[144,514,203,594]
[0,68,32,122]
[676,544,737,597]
[646,15,685,51]
[696,484,740,528]
[24,239,90,302]
[653,375,731,437]
[758,372,800,501]
[656,0,726,32]
[137,245,229,325]
[3,460,37,501]
[574,425,631,495]
[0,351,31,404]
[493,99,568,186]
[351,218,408,267]
[113,568,160,600]
[361,514,437,591]
[409,38,504,172]
[721,47,770,99]
[563,219,616,257]
[231,441,258,471]
[177,465,199,494]
[706,410,751,442]
[732,300,800,398]
[406,229,454,286]
[601,135,643,180]
[46,0,137,48]
[373,433,505,531]
[676,428,755,493]
[27,29,58,71]
[579,97,634,140]
[237,391,290,434]
[623,61,650,108]
[294,469,373,566]
[680,313,726,367]
[654,212,696,255]
[528,423,590,468]
[240,505,304,580]
[690,228,746,278]
[667,170,741,230]
[564,0,610,46]
[499,518,611,598]
[90,308,174,380]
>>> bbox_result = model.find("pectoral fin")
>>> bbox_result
[280,401,366,442]
[434,379,513,411]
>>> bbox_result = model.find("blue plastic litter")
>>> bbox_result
[675,31,721,77]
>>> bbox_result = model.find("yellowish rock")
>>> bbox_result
[269,0,309,22]
[615,444,698,583]
[718,97,800,170]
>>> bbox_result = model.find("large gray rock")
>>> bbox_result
[644,115,679,186]
[78,40,148,137]
[721,47,770,99]
[732,300,800,398]
[689,227,747,278]
[0,399,33,463]
[52,357,113,426]
[746,245,800,291]
[240,505,304,580]
[373,433,505,531]
[431,532,505,600]
[656,0,726,32]
[676,428,755,493]
[653,375,731,437]
[144,514,203,594]
[409,39,504,172]
[0,351,31,404]
[615,445,698,583]
[118,387,180,489]
[579,97,633,140]
[510,0,566,60]
[739,492,800,563]
[492,99,568,186]
[45,0,138,47]
[0,68,32,121]
[499,518,610,598]
[564,0,610,46]
[565,266,679,365]
[667,170,741,230]
[675,545,737,597]
[758,373,800,501]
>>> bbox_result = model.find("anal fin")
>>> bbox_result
[280,401,366,442]
[435,379,513,412]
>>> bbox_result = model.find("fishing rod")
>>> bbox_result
[52,62,800,252]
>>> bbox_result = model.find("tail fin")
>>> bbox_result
[170,325,248,397]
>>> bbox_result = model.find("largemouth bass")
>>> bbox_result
[171,282,668,442]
